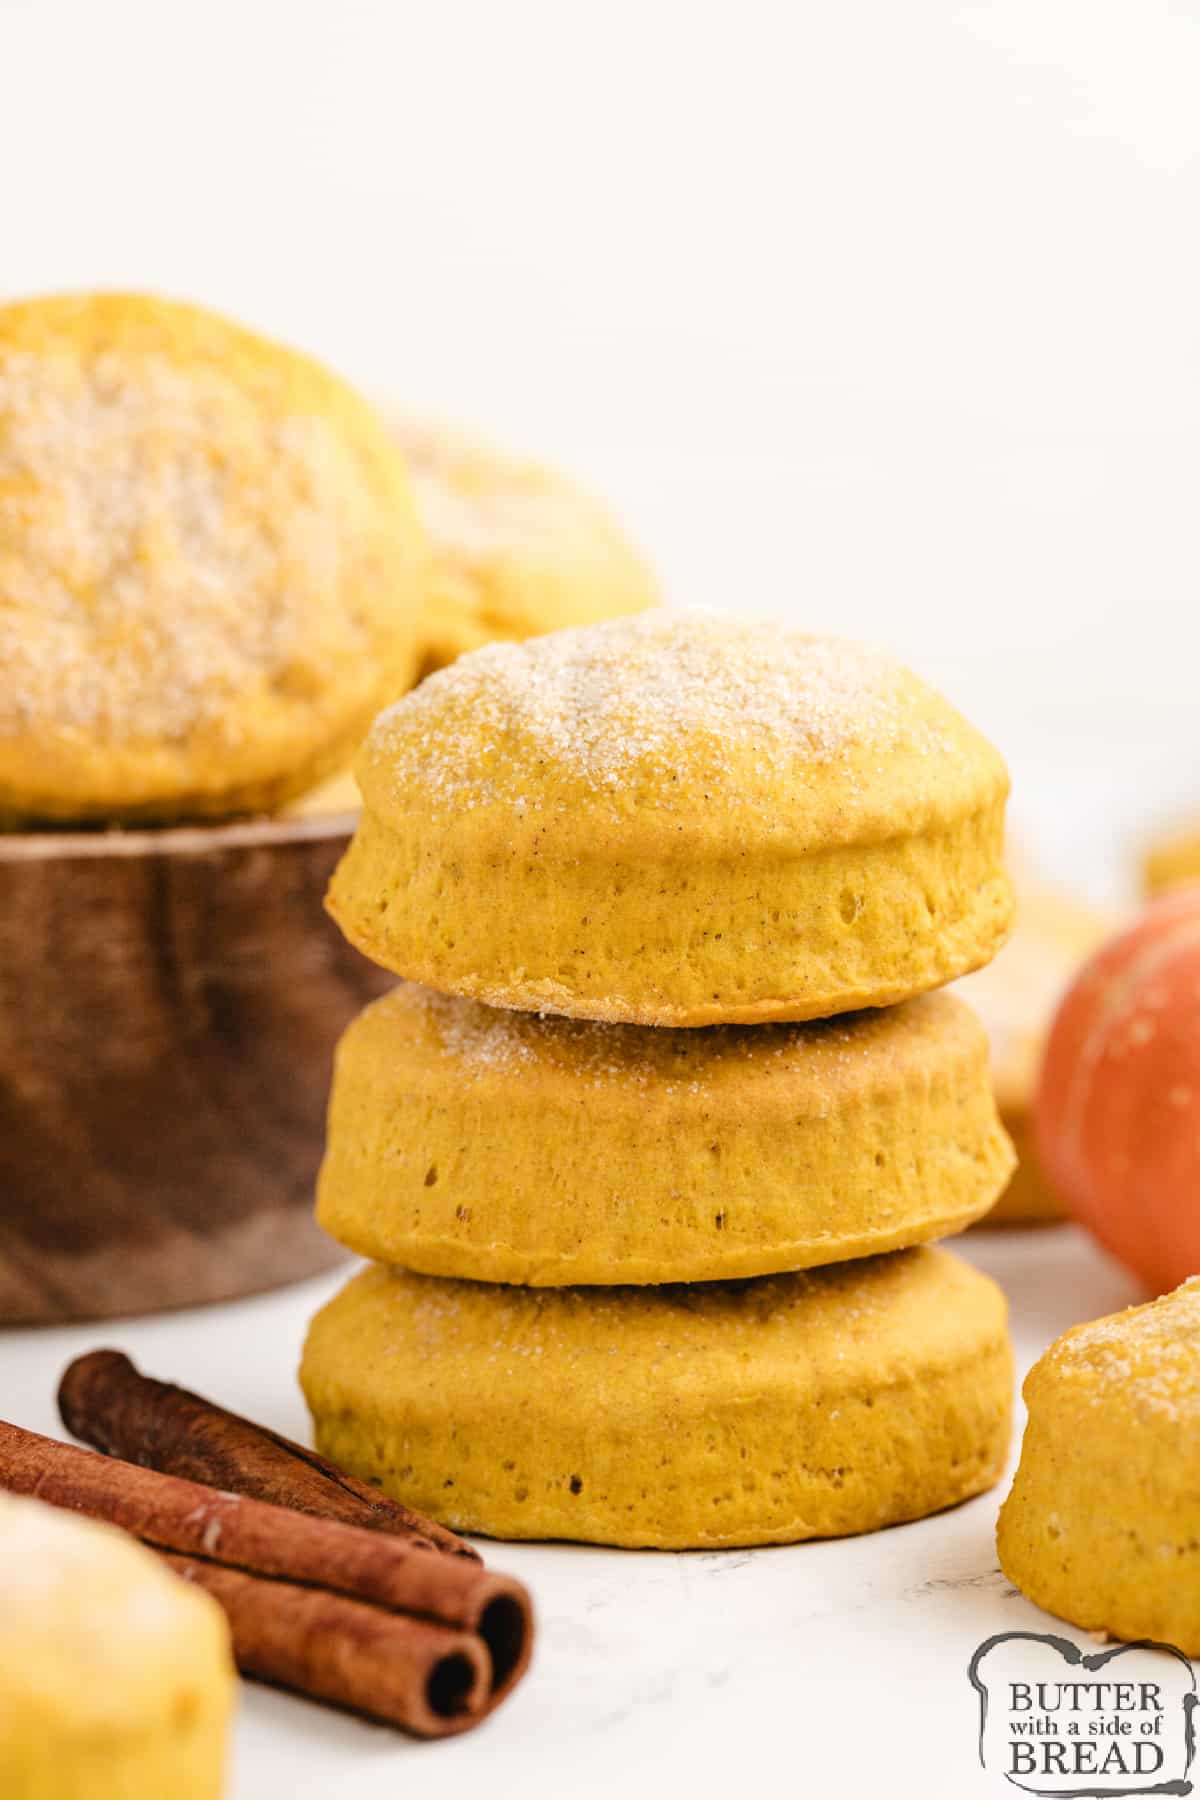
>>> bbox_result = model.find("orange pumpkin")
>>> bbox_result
[1036,887,1200,1294]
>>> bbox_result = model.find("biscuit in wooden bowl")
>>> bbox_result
[0,292,427,825]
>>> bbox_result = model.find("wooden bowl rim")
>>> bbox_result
[0,812,360,864]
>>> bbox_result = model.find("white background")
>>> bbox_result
[2,7,1198,1797]
[4,0,1199,893]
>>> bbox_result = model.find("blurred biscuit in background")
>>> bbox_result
[1143,817,1200,898]
[284,419,660,819]
[961,883,1118,1225]
[390,416,658,677]
[0,292,428,826]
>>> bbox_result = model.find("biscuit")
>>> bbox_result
[998,1279,1200,1654]
[959,887,1117,1223]
[392,417,657,674]
[0,292,427,824]
[285,768,362,817]
[0,1493,234,1798]
[1143,820,1200,898]
[318,984,1014,1284]
[301,1247,1013,1549]
[328,611,1013,1025]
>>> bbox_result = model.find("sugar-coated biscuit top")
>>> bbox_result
[390,417,657,672]
[329,1246,998,1362]
[1032,1277,1200,1421]
[358,608,1006,843]
[354,974,983,1090]
[332,607,1013,1025]
[0,291,427,822]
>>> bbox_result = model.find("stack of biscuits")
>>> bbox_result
[302,611,1018,1549]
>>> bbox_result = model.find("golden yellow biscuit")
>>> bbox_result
[390,417,657,674]
[328,611,1013,1026]
[319,984,1014,1284]
[0,292,427,824]
[301,1248,1013,1549]
[0,1493,235,1799]
[998,1279,1200,1653]
[959,886,1117,1224]
[1144,819,1200,898]
[285,767,362,817]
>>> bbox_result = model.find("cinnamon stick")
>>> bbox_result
[163,1556,489,1738]
[0,1420,532,1728]
[58,1348,476,1560]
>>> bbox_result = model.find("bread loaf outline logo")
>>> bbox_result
[969,1631,1197,1797]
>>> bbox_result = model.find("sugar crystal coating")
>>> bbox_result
[1044,1278,1200,1421]
[0,295,421,805]
[388,980,924,1085]
[363,609,958,816]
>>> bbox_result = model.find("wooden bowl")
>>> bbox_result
[0,815,391,1324]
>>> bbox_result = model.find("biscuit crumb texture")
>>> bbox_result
[998,1277,1200,1653]
[330,611,1013,1024]
[301,1247,1013,1548]
[318,983,1015,1282]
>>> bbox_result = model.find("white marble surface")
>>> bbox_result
[0,1227,1144,1799]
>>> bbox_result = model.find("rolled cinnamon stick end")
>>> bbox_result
[0,1419,533,1705]
[162,1554,489,1739]
[58,1349,477,1560]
